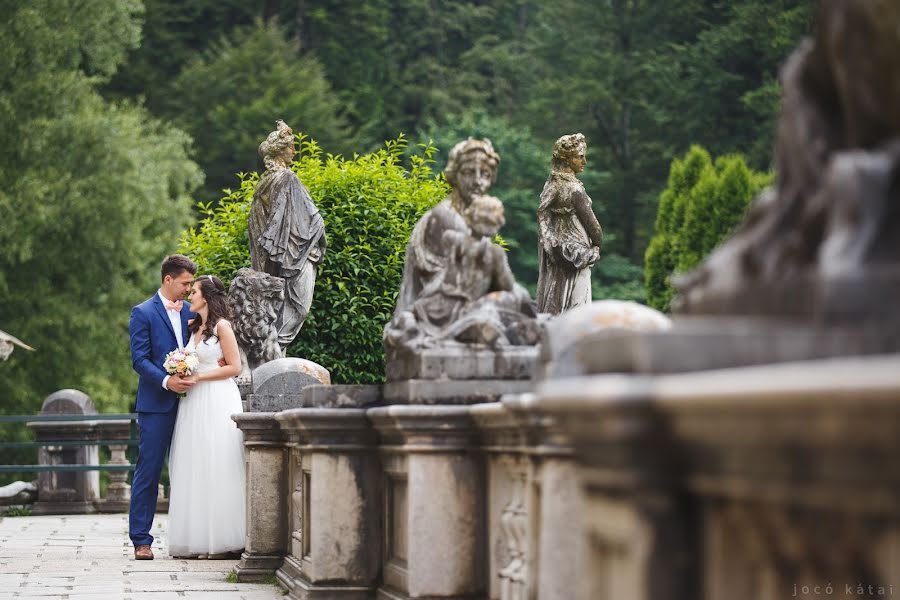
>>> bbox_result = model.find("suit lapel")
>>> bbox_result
[180,303,192,346]
[152,295,179,345]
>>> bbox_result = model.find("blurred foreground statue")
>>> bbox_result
[536,133,603,314]
[676,1,900,327]
[249,120,326,351]
[384,139,543,399]
[0,329,34,361]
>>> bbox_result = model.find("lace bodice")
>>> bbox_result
[186,322,226,374]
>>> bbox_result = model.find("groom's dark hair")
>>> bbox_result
[160,254,197,281]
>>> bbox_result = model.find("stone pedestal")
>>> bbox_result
[384,346,537,405]
[28,390,100,515]
[471,396,584,600]
[232,412,289,582]
[275,408,382,600]
[369,405,485,600]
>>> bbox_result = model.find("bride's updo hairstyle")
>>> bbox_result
[189,275,232,341]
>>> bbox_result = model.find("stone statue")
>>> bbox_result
[674,1,900,323]
[385,139,541,357]
[536,133,603,314]
[393,138,501,314]
[0,329,34,361]
[227,268,285,380]
[249,120,326,350]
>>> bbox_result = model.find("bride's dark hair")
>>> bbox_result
[188,275,231,340]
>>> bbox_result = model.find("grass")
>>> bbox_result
[225,570,286,593]
[3,506,32,517]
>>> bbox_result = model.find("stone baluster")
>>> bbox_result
[95,418,133,513]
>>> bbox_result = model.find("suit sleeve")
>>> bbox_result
[129,306,167,388]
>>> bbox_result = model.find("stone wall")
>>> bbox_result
[235,353,900,599]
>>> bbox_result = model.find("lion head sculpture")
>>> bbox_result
[227,268,285,380]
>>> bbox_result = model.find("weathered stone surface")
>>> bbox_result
[384,138,542,388]
[302,384,381,408]
[228,268,285,380]
[535,300,671,379]
[368,405,484,599]
[247,357,331,412]
[250,119,326,351]
[29,390,100,515]
[383,378,534,405]
[39,389,97,415]
[532,354,900,599]
[275,409,381,598]
[386,345,537,382]
[561,315,900,375]
[536,133,604,315]
[232,412,288,582]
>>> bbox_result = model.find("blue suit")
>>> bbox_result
[128,293,192,547]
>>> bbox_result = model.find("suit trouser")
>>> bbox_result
[129,408,178,547]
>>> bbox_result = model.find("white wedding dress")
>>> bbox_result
[168,325,246,556]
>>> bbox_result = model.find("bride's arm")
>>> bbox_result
[195,321,242,382]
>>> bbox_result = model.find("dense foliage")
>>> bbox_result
[2,0,814,415]
[180,136,448,383]
[0,0,201,415]
[645,146,772,312]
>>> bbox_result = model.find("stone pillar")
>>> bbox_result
[532,376,691,600]
[369,405,485,600]
[232,412,289,582]
[275,407,382,600]
[95,418,133,513]
[28,390,100,515]
[470,402,529,600]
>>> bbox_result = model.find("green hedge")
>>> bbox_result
[180,135,449,383]
[645,145,771,312]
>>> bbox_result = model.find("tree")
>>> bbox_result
[168,20,351,206]
[0,0,202,414]
[180,135,449,383]
[644,146,771,311]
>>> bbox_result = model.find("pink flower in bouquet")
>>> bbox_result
[163,348,199,377]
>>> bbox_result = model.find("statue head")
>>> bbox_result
[445,138,501,206]
[552,133,587,173]
[463,194,505,239]
[259,120,295,170]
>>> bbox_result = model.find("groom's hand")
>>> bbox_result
[167,376,195,393]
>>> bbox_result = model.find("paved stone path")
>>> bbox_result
[0,514,285,599]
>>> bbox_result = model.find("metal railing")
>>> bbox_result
[0,413,138,474]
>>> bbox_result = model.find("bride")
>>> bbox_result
[168,275,246,558]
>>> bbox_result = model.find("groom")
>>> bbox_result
[128,254,197,560]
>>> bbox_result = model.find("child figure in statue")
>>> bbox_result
[412,194,534,346]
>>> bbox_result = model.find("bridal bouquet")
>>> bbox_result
[163,348,199,377]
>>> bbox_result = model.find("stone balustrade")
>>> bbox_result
[236,353,900,599]
[24,389,137,515]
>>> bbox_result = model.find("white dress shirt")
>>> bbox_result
[158,290,185,391]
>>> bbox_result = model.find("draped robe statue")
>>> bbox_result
[248,120,326,350]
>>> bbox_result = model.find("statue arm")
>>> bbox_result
[572,189,603,249]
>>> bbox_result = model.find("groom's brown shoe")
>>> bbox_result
[134,544,154,560]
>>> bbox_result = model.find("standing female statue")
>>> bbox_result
[249,120,326,350]
[536,133,603,314]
